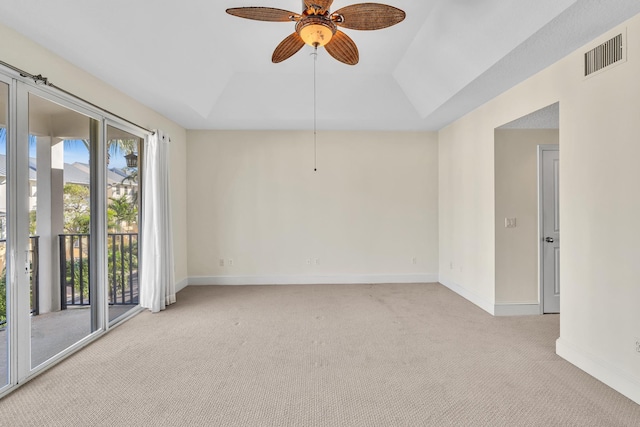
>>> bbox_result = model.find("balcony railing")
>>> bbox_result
[108,233,139,306]
[59,233,138,309]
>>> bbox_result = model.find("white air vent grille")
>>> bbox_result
[584,34,623,76]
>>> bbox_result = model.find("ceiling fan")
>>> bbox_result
[226,1,406,65]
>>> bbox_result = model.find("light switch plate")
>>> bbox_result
[505,218,517,228]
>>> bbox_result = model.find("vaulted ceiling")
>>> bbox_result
[0,0,639,131]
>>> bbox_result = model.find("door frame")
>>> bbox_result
[537,144,559,314]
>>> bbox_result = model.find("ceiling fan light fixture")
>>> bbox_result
[226,2,405,64]
[297,18,336,47]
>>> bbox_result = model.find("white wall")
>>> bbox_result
[494,129,559,305]
[439,15,640,402]
[0,23,189,286]
[438,116,498,313]
[187,130,438,284]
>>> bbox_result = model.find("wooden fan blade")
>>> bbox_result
[325,30,359,65]
[226,7,300,22]
[304,0,334,12]
[272,32,306,63]
[332,3,406,30]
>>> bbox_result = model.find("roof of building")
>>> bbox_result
[0,154,137,187]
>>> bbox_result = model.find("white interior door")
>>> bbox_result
[540,146,560,313]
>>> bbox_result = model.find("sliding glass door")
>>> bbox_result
[0,71,147,397]
[27,92,102,368]
[106,124,142,324]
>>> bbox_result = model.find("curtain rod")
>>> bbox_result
[0,59,155,135]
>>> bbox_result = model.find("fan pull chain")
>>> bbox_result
[312,45,318,172]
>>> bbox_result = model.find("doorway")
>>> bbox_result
[494,102,559,314]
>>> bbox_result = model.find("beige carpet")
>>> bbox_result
[0,283,639,426]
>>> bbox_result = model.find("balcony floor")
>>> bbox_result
[0,304,136,386]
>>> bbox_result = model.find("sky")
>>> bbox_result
[0,129,127,169]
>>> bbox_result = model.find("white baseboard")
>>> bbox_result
[494,303,540,316]
[175,277,189,292]
[438,277,495,315]
[188,274,438,286]
[556,338,640,405]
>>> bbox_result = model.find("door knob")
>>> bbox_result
[545,237,555,243]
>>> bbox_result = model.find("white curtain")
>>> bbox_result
[140,130,176,312]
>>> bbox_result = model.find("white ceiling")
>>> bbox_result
[0,0,639,131]
[498,103,559,129]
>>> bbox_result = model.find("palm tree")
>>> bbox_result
[75,138,137,165]
[108,194,138,232]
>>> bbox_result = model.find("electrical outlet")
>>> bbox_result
[411,257,417,265]
[306,258,311,265]
[228,259,234,267]
[219,259,225,267]
[314,258,320,265]
[505,217,517,228]
[635,337,640,354]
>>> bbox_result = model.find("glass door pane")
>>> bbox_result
[106,125,141,324]
[28,93,98,368]
[0,81,8,387]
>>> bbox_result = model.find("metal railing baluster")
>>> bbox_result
[70,236,76,305]
[128,234,134,303]
[111,234,117,305]
[59,236,67,310]
[119,234,125,304]
[79,235,85,305]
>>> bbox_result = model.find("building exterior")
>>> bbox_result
[0,154,137,240]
